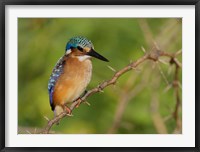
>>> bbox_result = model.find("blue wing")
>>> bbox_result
[48,57,65,110]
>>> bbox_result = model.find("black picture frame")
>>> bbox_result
[0,0,199,151]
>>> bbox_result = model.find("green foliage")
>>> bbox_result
[18,18,182,134]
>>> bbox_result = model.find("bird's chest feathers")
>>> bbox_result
[63,58,92,87]
[53,57,92,103]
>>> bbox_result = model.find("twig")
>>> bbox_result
[150,94,168,134]
[156,62,169,85]
[138,19,154,48]
[41,49,181,134]
[172,63,182,133]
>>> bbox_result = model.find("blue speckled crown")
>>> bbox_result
[66,36,94,51]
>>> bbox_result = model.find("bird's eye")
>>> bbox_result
[77,46,83,52]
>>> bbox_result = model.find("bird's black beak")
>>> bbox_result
[87,49,109,62]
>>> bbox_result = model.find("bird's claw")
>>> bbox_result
[73,90,87,108]
[64,105,72,116]
[75,98,82,108]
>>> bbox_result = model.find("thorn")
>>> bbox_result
[99,90,104,93]
[132,66,141,72]
[67,113,73,117]
[163,84,172,93]
[141,46,146,53]
[26,130,31,134]
[153,41,160,50]
[131,66,136,70]
[164,115,172,122]
[157,63,169,85]
[158,59,168,65]
[175,49,182,56]
[173,58,182,68]
[107,65,116,72]
[44,116,50,121]
[84,101,91,106]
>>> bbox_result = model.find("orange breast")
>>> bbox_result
[53,56,92,106]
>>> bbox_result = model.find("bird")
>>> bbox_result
[48,36,109,117]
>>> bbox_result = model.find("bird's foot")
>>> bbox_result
[75,98,82,108]
[64,105,73,116]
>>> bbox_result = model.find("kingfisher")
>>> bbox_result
[48,36,109,117]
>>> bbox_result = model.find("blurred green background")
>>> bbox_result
[18,18,182,134]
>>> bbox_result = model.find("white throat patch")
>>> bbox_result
[66,49,72,55]
[77,55,91,61]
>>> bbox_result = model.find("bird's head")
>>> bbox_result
[65,36,109,62]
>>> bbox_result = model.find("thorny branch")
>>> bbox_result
[172,58,182,133]
[41,49,181,134]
